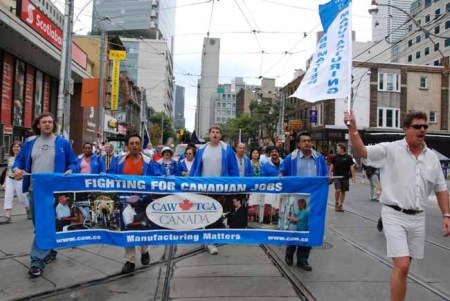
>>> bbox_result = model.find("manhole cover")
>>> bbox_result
[316,241,333,250]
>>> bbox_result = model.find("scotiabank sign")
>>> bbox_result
[19,0,87,69]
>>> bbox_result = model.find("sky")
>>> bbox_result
[55,0,374,131]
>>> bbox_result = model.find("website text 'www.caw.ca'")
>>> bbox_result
[56,235,101,243]
[267,236,308,242]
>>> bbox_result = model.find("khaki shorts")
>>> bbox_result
[382,205,425,259]
[334,178,350,191]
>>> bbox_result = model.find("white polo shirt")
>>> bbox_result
[363,139,447,211]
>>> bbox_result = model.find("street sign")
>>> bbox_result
[217,87,224,93]
[109,50,126,61]
[310,110,317,123]
[110,60,120,111]
[289,120,302,129]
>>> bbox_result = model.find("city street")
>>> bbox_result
[0,173,449,300]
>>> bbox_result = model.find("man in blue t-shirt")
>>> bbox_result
[285,198,311,271]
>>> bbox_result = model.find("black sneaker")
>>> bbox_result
[284,256,293,266]
[28,266,42,278]
[122,261,135,274]
[297,260,312,272]
[141,252,150,265]
[377,218,383,232]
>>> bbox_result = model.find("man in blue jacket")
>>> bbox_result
[235,142,253,177]
[279,131,327,271]
[100,142,118,173]
[110,134,161,273]
[190,125,239,254]
[13,112,77,278]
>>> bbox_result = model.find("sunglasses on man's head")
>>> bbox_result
[410,124,428,130]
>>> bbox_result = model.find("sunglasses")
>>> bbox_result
[410,124,428,130]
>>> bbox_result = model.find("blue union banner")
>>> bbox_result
[33,174,329,249]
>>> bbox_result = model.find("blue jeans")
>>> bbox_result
[29,191,56,269]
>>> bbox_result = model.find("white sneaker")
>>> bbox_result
[206,244,219,255]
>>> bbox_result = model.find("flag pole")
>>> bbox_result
[347,1,353,116]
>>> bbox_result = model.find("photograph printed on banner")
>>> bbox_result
[53,192,310,233]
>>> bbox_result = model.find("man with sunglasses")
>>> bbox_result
[345,110,449,301]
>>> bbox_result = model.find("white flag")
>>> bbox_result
[291,0,352,103]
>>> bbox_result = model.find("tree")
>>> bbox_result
[149,112,175,145]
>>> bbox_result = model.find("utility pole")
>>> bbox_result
[57,0,74,137]
[139,87,147,140]
[278,92,286,141]
[98,27,107,145]
[160,115,164,145]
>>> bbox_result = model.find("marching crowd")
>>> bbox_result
[1,111,449,301]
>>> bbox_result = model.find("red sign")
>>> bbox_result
[24,65,35,127]
[21,0,63,49]
[72,44,87,70]
[1,53,13,124]
[43,74,50,113]
[20,0,87,69]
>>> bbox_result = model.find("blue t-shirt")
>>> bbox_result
[296,209,309,231]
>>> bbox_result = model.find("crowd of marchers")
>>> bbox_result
[1,110,448,301]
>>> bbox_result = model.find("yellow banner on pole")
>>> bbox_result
[111,60,120,111]
[109,50,126,61]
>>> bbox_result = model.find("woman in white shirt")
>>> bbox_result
[1,141,29,223]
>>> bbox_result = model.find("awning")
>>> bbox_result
[430,148,450,162]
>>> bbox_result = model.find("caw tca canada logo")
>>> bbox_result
[146,193,223,230]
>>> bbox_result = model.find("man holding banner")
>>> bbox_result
[111,134,161,274]
[280,131,328,271]
[13,112,77,278]
[190,125,239,254]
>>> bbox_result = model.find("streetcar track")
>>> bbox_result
[326,202,450,301]
[261,244,315,301]
[326,201,450,251]
[17,245,206,301]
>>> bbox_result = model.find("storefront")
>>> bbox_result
[0,0,90,163]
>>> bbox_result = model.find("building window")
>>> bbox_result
[378,73,400,92]
[435,26,440,34]
[408,39,413,47]
[424,47,430,55]
[408,54,412,62]
[425,14,431,23]
[435,43,440,51]
[425,0,432,8]
[416,51,421,59]
[434,60,441,66]
[416,35,421,43]
[445,38,450,47]
[429,111,437,123]
[420,76,428,89]
[447,2,450,12]
[435,8,441,19]
[378,107,400,128]
[408,24,413,32]
[446,20,450,29]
